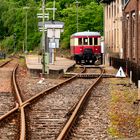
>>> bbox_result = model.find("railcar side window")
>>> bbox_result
[83,38,88,45]
[78,38,82,45]
[94,38,98,45]
[89,38,93,45]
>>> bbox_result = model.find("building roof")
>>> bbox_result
[99,0,114,4]
[71,31,100,37]
[123,0,130,9]
[38,20,64,29]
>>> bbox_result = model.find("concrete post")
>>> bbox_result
[138,80,140,115]
[138,80,140,100]
[130,71,132,84]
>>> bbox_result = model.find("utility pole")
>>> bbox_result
[53,0,56,62]
[75,0,80,32]
[53,0,55,20]
[25,9,28,53]
[23,6,29,54]
[45,0,57,64]
[42,0,46,74]
[42,0,49,74]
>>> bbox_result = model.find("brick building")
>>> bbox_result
[123,0,140,64]
[100,0,125,59]
[99,0,129,65]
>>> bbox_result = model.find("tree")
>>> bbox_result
[60,1,103,48]
[0,0,103,52]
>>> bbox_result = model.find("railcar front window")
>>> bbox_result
[94,38,98,45]
[78,38,82,45]
[83,38,88,45]
[89,38,93,45]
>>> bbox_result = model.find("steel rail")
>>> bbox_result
[57,68,104,140]
[0,59,12,67]
[0,103,19,121]
[12,64,26,140]
[0,65,86,123]
[21,66,86,108]
[0,63,19,123]
[64,73,115,78]
[21,75,77,107]
[0,64,86,139]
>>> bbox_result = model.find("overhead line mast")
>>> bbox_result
[75,0,80,32]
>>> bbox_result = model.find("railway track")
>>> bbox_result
[19,67,102,139]
[0,59,12,67]
[0,59,26,140]
[0,63,105,139]
[68,81,110,140]
[26,78,95,139]
[0,59,18,117]
[0,63,86,139]
[57,67,104,139]
[19,67,86,139]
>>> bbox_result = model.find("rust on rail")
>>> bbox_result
[0,59,12,67]
[57,67,104,140]
[21,66,86,108]
[0,103,19,121]
[12,64,26,140]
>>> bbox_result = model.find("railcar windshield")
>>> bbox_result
[94,38,98,45]
[89,38,93,45]
[78,38,82,45]
[83,38,88,45]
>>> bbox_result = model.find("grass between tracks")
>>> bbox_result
[0,58,10,63]
[108,78,140,139]
[19,58,26,66]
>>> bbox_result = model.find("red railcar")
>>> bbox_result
[70,31,103,64]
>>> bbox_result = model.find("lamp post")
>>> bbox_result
[23,6,29,54]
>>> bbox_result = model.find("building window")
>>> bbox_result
[114,29,116,49]
[117,0,119,13]
[132,12,136,59]
[107,6,108,19]
[132,12,135,38]
[109,7,110,18]
[78,38,82,45]
[114,4,116,16]
[112,3,113,17]
[125,13,129,59]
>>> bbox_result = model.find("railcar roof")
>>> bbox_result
[71,31,100,37]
